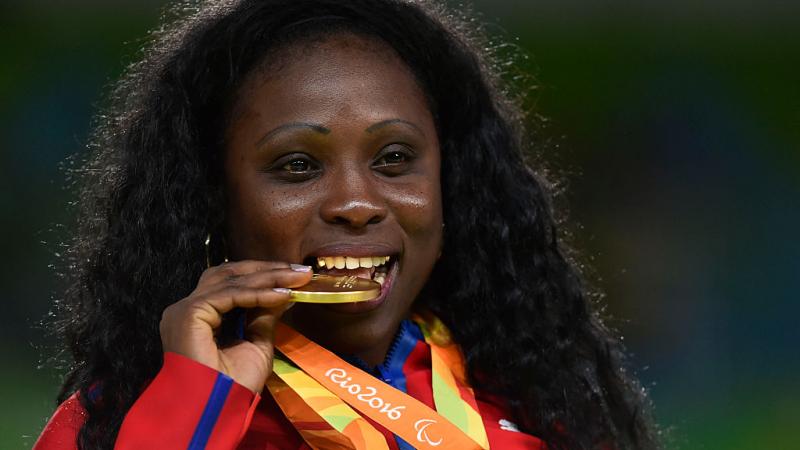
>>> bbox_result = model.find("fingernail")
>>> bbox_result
[290,264,312,272]
[273,287,292,294]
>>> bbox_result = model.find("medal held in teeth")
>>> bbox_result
[290,255,390,303]
[290,274,381,303]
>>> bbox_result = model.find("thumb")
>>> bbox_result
[244,303,293,360]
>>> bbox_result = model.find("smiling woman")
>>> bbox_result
[224,34,442,364]
[34,1,659,449]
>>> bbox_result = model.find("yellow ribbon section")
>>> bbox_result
[270,357,390,450]
[415,314,491,449]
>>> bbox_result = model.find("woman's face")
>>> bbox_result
[223,34,442,364]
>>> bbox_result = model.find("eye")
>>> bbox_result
[377,151,407,165]
[267,153,321,181]
[372,144,414,170]
[282,158,313,173]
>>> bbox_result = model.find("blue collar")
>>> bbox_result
[340,319,424,386]
[340,319,423,450]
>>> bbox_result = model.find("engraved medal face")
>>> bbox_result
[290,274,381,303]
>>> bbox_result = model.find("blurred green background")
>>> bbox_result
[1,0,798,448]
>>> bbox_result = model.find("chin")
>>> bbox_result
[284,287,410,364]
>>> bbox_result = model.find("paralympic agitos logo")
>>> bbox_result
[414,418,443,446]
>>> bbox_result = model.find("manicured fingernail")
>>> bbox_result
[290,264,312,272]
[273,287,292,294]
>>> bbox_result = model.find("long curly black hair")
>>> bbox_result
[54,0,659,448]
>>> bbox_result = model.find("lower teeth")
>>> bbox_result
[373,262,389,286]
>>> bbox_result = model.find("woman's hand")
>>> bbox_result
[159,261,312,393]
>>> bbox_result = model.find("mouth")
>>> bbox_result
[301,251,400,312]
[303,255,395,286]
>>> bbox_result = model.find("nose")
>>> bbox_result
[319,170,387,229]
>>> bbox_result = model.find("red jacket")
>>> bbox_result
[34,320,545,449]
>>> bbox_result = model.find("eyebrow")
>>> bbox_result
[256,122,331,148]
[365,119,426,137]
[256,118,425,148]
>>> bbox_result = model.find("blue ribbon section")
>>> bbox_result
[337,320,426,450]
[187,373,234,450]
[378,320,424,450]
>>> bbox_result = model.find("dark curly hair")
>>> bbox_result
[54,0,659,448]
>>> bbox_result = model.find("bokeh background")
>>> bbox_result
[2,0,798,448]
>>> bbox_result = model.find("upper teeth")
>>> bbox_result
[316,256,390,269]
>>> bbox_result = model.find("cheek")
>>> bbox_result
[226,177,318,259]
[383,150,443,246]
[384,178,443,242]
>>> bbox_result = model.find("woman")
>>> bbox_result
[35,0,659,449]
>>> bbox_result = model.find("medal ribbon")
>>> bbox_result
[268,358,389,450]
[270,321,488,450]
[414,313,490,449]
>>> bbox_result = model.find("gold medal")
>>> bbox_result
[290,274,381,303]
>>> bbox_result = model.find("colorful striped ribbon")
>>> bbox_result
[267,315,489,449]
[269,358,389,450]
[415,313,490,449]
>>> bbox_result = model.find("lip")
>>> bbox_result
[321,258,399,314]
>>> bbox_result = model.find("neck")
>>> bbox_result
[352,341,393,368]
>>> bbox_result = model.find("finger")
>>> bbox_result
[243,306,287,359]
[215,266,314,291]
[188,270,311,328]
[184,287,291,331]
[197,261,311,293]
[198,260,293,285]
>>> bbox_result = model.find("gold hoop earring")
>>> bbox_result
[205,234,212,268]
[205,233,229,268]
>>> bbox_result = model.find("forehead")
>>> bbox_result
[228,33,433,131]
